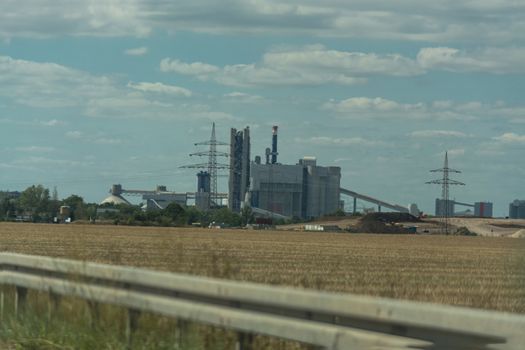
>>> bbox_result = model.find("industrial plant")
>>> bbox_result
[98,123,509,222]
[227,125,342,219]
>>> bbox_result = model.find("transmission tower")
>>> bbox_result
[426,151,465,234]
[181,123,229,208]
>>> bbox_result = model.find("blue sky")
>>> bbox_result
[0,1,524,216]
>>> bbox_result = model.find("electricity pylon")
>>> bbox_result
[426,151,465,234]
[181,123,229,208]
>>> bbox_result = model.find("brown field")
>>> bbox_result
[1,222,524,314]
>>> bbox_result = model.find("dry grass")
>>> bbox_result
[0,222,524,313]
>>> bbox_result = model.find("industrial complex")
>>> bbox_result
[98,123,522,221]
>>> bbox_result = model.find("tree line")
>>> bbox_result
[0,185,255,227]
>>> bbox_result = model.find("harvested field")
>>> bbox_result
[1,222,524,313]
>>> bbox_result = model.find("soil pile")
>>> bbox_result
[348,212,419,234]
[510,229,525,238]
[362,212,420,223]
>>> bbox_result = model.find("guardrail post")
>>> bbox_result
[177,319,189,347]
[14,286,27,316]
[88,301,100,329]
[126,308,141,349]
[236,332,254,350]
[0,290,4,320]
[47,292,61,321]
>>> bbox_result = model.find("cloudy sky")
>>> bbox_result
[1,1,524,215]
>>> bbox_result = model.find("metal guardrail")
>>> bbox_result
[0,252,523,349]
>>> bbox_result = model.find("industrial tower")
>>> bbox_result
[181,123,229,208]
[426,151,465,234]
[228,126,250,213]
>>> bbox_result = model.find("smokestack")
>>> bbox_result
[265,148,271,165]
[271,125,278,164]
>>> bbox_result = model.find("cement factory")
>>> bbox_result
[100,123,523,221]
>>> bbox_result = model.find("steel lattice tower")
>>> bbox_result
[181,123,229,208]
[426,151,465,234]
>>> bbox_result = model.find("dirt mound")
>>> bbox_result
[510,229,525,238]
[361,212,420,223]
[346,212,419,234]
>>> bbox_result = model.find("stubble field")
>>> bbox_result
[0,222,524,313]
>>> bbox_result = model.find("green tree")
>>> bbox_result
[211,207,241,227]
[63,194,85,220]
[185,206,202,225]
[18,185,50,220]
[163,203,187,226]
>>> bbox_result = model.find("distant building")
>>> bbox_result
[249,157,341,219]
[474,202,493,218]
[435,198,455,217]
[102,184,188,210]
[143,193,187,210]
[509,200,525,219]
[196,171,211,211]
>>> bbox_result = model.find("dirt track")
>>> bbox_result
[449,218,525,237]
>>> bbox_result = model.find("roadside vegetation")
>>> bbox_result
[0,185,256,228]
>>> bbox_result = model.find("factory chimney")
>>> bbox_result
[271,125,278,164]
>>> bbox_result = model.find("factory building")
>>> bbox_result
[249,162,305,218]
[509,200,525,219]
[301,157,341,218]
[228,127,250,213]
[241,125,340,219]
[474,202,493,218]
[249,157,341,219]
[195,171,211,211]
[143,192,187,210]
[102,184,187,210]
[435,199,455,217]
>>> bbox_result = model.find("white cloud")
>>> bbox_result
[0,1,524,44]
[65,131,83,139]
[162,45,525,87]
[0,0,149,39]
[223,92,264,103]
[324,97,525,121]
[127,82,192,97]
[84,94,236,121]
[0,54,118,108]
[93,137,123,145]
[160,58,220,76]
[410,130,467,138]
[137,1,525,44]
[41,119,64,127]
[263,45,423,77]
[324,97,426,119]
[493,133,525,144]
[0,54,234,122]
[161,45,422,87]
[15,146,55,153]
[417,47,525,73]
[124,46,148,56]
